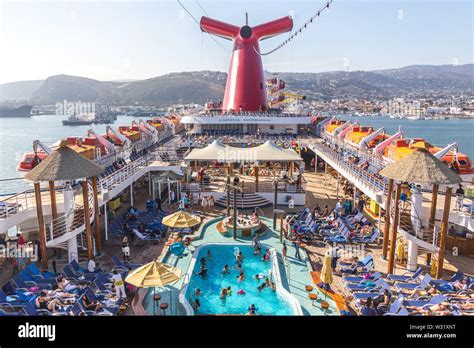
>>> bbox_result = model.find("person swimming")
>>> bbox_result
[237,271,246,283]
[195,265,208,279]
[221,264,230,275]
[194,288,201,296]
[247,304,257,315]
[254,273,264,283]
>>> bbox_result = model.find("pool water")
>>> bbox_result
[184,244,294,315]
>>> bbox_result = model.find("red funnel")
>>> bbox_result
[200,15,293,112]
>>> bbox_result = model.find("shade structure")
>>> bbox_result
[185,140,302,163]
[320,251,333,286]
[161,211,201,228]
[125,260,182,288]
[379,148,461,185]
[25,140,104,182]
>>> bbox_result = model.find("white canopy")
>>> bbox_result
[185,140,302,163]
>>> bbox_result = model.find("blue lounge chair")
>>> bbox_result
[22,302,69,316]
[343,272,382,285]
[430,271,463,286]
[19,270,56,285]
[395,274,432,291]
[351,229,380,244]
[62,265,96,282]
[346,279,388,292]
[111,255,141,270]
[339,254,373,267]
[381,296,405,316]
[26,263,61,280]
[12,275,52,291]
[83,288,120,315]
[387,267,423,283]
[403,294,447,308]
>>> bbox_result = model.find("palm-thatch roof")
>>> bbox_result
[379,148,462,185]
[25,141,104,182]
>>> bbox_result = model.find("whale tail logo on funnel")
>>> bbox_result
[200,14,293,112]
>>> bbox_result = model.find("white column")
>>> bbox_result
[63,184,74,232]
[408,187,423,271]
[68,237,78,262]
[148,172,152,196]
[168,181,171,203]
[314,155,318,173]
[130,183,134,206]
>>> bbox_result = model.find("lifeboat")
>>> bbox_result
[323,119,347,138]
[383,138,474,178]
[344,126,388,151]
[17,140,53,171]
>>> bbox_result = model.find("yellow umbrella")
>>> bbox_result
[125,259,182,315]
[125,259,182,288]
[320,251,333,288]
[161,210,201,229]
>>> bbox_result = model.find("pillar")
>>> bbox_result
[382,178,394,259]
[436,187,452,279]
[229,162,234,176]
[255,165,259,192]
[148,172,152,196]
[289,161,294,178]
[406,186,423,271]
[91,176,102,253]
[68,236,78,262]
[49,181,59,257]
[104,202,109,241]
[426,183,439,265]
[81,180,94,260]
[314,155,318,173]
[63,183,74,232]
[130,183,134,206]
[34,182,48,270]
[387,183,401,274]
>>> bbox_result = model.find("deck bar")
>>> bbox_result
[382,178,394,259]
[436,187,452,279]
[387,182,401,274]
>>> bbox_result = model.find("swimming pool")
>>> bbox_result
[179,243,302,315]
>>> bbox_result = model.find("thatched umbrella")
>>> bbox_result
[25,141,104,268]
[379,148,461,277]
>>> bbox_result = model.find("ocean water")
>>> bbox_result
[0,114,152,194]
[0,114,472,194]
[185,244,294,315]
[338,115,474,158]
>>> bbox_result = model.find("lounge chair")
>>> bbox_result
[111,255,141,270]
[133,229,161,241]
[395,274,432,291]
[403,294,447,308]
[339,254,373,267]
[387,267,423,283]
[83,288,120,315]
[430,271,463,286]
[19,270,56,285]
[343,272,382,285]
[381,296,405,316]
[12,275,52,291]
[62,265,96,282]
[346,278,388,293]
[351,229,380,244]
[26,263,61,280]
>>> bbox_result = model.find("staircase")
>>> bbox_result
[215,192,272,209]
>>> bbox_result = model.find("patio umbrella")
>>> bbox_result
[125,259,182,315]
[320,251,333,296]
[161,210,201,229]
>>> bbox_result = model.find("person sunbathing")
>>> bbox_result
[81,294,102,312]
[406,285,438,298]
[448,293,474,301]
[407,302,453,316]
[35,291,67,313]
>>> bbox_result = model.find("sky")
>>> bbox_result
[0,0,472,84]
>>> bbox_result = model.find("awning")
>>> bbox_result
[184,140,302,163]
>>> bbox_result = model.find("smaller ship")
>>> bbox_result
[62,113,94,126]
[0,105,32,117]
